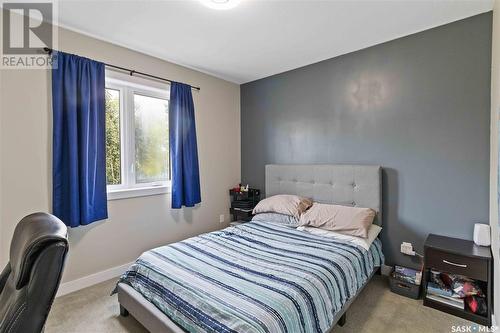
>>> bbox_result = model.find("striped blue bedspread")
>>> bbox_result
[117,221,384,333]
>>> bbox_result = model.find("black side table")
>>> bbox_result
[229,188,260,221]
[422,234,492,326]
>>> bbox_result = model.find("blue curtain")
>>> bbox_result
[169,82,201,208]
[52,51,108,227]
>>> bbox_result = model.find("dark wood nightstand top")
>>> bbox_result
[424,234,491,260]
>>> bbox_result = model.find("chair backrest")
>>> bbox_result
[0,212,68,333]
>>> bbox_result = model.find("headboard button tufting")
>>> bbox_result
[265,164,382,227]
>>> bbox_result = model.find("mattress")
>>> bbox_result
[116,221,384,333]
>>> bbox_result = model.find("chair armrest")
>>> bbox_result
[0,263,11,293]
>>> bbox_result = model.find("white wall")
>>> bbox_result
[491,1,500,326]
[0,26,241,284]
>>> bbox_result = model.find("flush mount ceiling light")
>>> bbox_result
[199,0,241,10]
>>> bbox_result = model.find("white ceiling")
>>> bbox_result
[58,0,493,84]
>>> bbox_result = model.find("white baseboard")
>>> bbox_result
[53,262,395,298]
[57,261,133,298]
[54,263,411,298]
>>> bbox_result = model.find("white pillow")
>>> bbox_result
[296,224,382,251]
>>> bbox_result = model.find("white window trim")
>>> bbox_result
[105,72,171,200]
[107,184,170,201]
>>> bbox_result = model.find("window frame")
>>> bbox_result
[105,73,171,200]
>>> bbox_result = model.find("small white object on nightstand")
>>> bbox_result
[473,223,490,246]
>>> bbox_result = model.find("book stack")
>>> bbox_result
[426,270,464,310]
[426,294,464,309]
[392,265,422,285]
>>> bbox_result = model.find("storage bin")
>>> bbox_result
[389,273,421,299]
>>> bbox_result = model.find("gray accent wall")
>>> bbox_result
[241,12,492,266]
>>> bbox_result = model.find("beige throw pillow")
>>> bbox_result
[252,195,313,219]
[298,203,376,238]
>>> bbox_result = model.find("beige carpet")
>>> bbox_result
[46,276,472,333]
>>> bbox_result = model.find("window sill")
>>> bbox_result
[107,185,170,201]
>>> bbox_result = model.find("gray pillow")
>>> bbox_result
[298,203,376,238]
[252,194,312,218]
[251,213,300,227]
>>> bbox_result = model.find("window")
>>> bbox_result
[105,88,121,186]
[105,74,170,200]
[134,93,169,184]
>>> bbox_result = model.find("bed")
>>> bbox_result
[116,164,384,333]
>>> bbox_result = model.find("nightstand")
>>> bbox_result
[229,188,260,222]
[422,234,492,326]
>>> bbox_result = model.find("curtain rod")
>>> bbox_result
[43,48,201,91]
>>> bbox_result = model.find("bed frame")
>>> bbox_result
[117,164,383,333]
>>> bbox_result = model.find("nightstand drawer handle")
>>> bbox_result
[442,260,467,268]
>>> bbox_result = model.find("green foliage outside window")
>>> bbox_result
[105,89,121,185]
[105,88,169,187]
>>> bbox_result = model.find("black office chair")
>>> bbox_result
[0,212,69,333]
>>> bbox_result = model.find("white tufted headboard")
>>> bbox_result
[265,164,382,226]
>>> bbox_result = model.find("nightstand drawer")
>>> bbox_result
[425,248,488,281]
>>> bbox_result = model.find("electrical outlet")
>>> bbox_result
[400,242,416,256]
[219,214,225,224]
